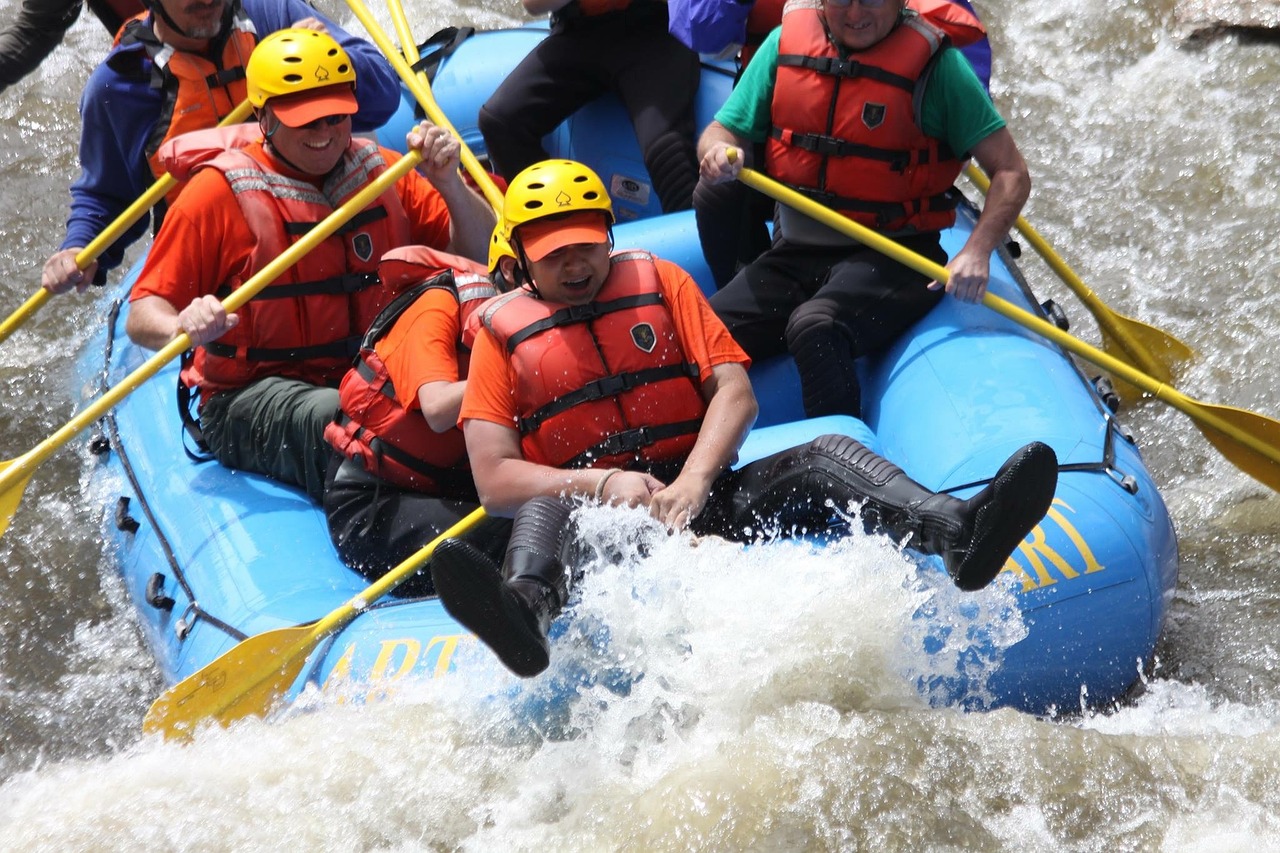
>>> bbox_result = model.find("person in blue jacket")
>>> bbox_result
[40,0,400,296]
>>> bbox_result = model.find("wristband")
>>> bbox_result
[594,468,622,501]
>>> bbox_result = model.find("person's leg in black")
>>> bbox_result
[0,0,81,92]
[784,236,948,419]
[611,11,700,212]
[477,27,610,181]
[709,242,840,363]
[431,496,576,676]
[695,434,1059,591]
[323,454,512,598]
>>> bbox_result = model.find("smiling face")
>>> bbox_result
[261,107,351,175]
[822,0,903,52]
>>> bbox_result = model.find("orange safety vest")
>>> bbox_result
[742,0,785,68]
[324,248,499,493]
[765,1,981,234]
[479,251,705,470]
[171,135,413,397]
[115,9,257,197]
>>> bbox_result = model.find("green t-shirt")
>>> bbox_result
[715,23,1004,158]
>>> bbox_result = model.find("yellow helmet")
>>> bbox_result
[488,225,515,273]
[500,159,614,240]
[246,28,356,108]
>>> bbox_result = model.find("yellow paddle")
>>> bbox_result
[963,162,1194,390]
[342,0,505,214]
[0,99,256,345]
[0,146,426,540]
[736,164,1280,493]
[143,506,488,739]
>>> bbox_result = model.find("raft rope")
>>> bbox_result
[94,298,247,643]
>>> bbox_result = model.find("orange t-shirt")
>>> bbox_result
[130,141,454,308]
[375,286,464,410]
[461,256,749,430]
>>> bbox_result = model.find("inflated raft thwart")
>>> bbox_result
[84,26,1176,719]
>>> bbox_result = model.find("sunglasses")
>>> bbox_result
[299,114,351,129]
[826,0,891,7]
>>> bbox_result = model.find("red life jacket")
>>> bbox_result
[479,251,705,470]
[173,136,414,398]
[324,248,499,494]
[575,0,632,13]
[115,9,256,198]
[765,1,978,234]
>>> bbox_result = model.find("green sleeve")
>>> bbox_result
[712,27,781,143]
[919,48,1005,158]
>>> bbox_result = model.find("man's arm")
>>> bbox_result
[933,127,1030,303]
[648,361,756,529]
[464,419,664,516]
[405,121,496,264]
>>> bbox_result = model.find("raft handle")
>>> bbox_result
[1040,299,1070,332]
[115,497,140,534]
[145,573,176,612]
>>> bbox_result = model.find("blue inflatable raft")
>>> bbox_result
[83,26,1177,721]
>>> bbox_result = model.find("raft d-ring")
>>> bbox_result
[174,602,199,641]
[1105,468,1139,495]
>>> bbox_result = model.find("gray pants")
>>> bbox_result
[200,377,338,502]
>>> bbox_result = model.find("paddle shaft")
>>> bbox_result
[736,166,1280,478]
[0,149,425,521]
[344,0,505,214]
[0,100,255,346]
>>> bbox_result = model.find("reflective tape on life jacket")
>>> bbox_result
[115,8,257,198]
[324,249,499,493]
[479,251,704,470]
[765,2,966,233]
[174,135,413,397]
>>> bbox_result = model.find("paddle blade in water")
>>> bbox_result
[142,624,317,740]
[0,460,34,539]
[1195,402,1280,493]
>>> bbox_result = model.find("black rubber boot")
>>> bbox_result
[720,435,1058,591]
[430,498,574,677]
[844,439,1059,590]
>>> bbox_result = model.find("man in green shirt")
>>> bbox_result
[697,0,1029,421]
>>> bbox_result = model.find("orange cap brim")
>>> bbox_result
[518,211,610,261]
[269,84,358,128]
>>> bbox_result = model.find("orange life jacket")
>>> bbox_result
[479,251,705,470]
[172,136,413,398]
[742,0,786,68]
[115,8,257,199]
[765,1,978,234]
[324,248,499,494]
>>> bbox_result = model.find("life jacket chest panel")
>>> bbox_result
[173,135,413,397]
[116,9,257,198]
[766,3,965,233]
[480,251,705,469]
[324,248,498,494]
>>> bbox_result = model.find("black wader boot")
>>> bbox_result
[729,435,1059,591]
[430,497,573,677]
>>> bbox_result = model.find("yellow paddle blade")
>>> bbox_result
[0,459,33,539]
[1195,401,1280,493]
[143,624,318,740]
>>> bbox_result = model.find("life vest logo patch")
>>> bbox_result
[352,233,374,262]
[862,103,887,130]
[631,322,657,353]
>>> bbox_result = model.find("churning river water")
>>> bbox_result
[2,0,1280,849]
